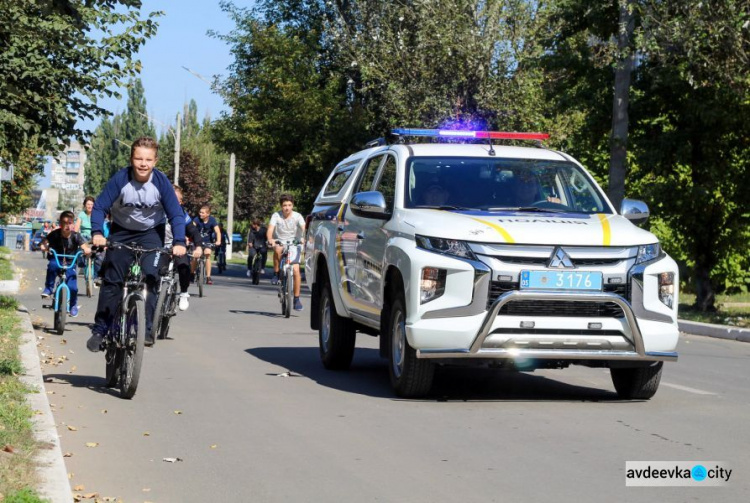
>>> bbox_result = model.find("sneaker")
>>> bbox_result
[41,287,52,298]
[206,277,213,285]
[86,332,104,352]
[294,297,303,311]
[179,292,190,311]
[271,275,279,285]
[145,333,154,347]
[246,270,251,277]
[70,305,79,317]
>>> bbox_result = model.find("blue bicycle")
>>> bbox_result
[46,249,83,335]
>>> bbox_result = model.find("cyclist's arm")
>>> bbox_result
[266,224,276,247]
[213,224,221,246]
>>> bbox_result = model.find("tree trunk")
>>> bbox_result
[608,0,635,211]
[694,264,716,312]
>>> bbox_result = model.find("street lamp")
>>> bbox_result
[182,65,236,260]
[137,111,181,185]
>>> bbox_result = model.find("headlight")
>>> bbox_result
[636,243,661,264]
[415,235,476,260]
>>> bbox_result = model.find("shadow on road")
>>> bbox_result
[229,309,287,318]
[246,346,623,402]
[44,373,122,398]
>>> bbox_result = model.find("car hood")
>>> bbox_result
[400,209,658,246]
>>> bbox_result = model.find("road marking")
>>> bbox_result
[661,382,717,395]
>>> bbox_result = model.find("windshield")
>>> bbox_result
[405,157,611,213]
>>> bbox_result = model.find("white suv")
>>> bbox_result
[305,129,679,398]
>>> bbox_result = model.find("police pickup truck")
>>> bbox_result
[305,128,678,398]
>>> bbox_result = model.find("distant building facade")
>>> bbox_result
[50,141,86,212]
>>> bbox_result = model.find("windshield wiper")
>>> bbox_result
[490,206,571,213]
[420,205,477,211]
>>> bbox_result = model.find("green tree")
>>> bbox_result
[0,0,161,164]
[0,143,44,218]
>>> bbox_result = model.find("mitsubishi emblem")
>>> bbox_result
[548,247,575,269]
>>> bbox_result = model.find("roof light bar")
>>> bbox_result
[391,128,549,141]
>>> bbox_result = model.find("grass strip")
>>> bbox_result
[0,295,47,502]
[0,249,13,281]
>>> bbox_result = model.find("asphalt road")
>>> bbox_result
[15,251,750,502]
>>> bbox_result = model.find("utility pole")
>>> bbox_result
[227,154,236,259]
[174,111,181,185]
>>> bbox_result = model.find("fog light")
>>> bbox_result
[658,272,674,308]
[420,267,446,304]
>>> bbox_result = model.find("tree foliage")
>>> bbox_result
[0,0,161,164]
[0,143,44,218]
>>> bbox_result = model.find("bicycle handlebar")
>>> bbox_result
[48,249,83,269]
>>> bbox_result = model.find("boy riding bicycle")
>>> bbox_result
[266,194,305,311]
[39,211,92,318]
[246,218,268,277]
[191,205,221,285]
[86,137,187,351]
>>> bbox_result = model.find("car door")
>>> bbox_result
[356,153,398,317]
[337,153,385,316]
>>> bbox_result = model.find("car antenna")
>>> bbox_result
[488,138,496,156]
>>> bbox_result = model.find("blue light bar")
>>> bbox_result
[391,128,549,141]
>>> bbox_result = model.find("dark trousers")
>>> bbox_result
[93,227,163,336]
[247,247,267,270]
[45,261,78,308]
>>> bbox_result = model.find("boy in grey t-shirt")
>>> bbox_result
[266,194,305,310]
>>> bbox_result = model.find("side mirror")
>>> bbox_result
[620,198,649,226]
[350,191,390,219]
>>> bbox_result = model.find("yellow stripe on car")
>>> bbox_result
[469,217,515,243]
[597,214,611,246]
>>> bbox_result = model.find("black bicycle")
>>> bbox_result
[276,240,301,318]
[193,243,215,298]
[216,246,226,274]
[152,249,178,343]
[249,247,265,285]
[102,242,168,399]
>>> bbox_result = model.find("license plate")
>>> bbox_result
[520,270,603,291]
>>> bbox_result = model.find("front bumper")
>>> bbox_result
[410,289,678,362]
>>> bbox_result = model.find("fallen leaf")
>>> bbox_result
[143,432,150,436]
[63,452,73,457]
[73,495,82,502]
[173,410,182,415]
[162,457,183,463]
[2,445,15,453]
[68,472,74,479]
[67,425,78,431]
[85,442,99,448]
[60,339,67,345]
[100,409,107,414]
[210,444,217,449]
[73,484,85,491]
[142,488,151,492]
[276,371,291,377]
[81,493,98,499]
[70,365,77,371]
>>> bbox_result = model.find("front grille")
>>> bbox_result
[488,281,629,318]
[494,256,623,267]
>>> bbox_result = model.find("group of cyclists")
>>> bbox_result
[37,136,306,354]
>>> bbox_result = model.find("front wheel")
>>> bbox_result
[197,262,205,298]
[119,297,146,399]
[610,362,663,400]
[54,288,67,335]
[152,281,168,345]
[283,267,293,318]
[318,280,355,369]
[387,293,434,398]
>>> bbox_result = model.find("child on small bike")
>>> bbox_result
[39,211,92,318]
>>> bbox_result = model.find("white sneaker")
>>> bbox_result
[179,293,190,311]
[246,270,251,277]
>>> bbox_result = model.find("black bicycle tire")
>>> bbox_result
[119,296,146,399]
[284,267,293,318]
[198,261,204,298]
[56,287,67,335]
[152,281,168,345]
[159,285,176,340]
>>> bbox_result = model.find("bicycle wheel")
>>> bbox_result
[159,292,176,340]
[218,253,225,274]
[197,261,205,298]
[119,296,146,399]
[85,257,94,297]
[151,280,168,345]
[105,307,124,387]
[54,287,67,335]
[284,267,293,318]
[252,255,261,285]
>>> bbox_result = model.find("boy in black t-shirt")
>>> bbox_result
[40,211,92,317]
[246,219,268,277]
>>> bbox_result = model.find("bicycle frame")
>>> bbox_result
[49,249,83,312]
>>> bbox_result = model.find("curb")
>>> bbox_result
[17,304,73,503]
[678,319,750,343]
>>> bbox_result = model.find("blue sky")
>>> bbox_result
[43,1,242,186]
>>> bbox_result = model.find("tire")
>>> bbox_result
[387,293,434,398]
[85,258,94,297]
[105,345,121,388]
[119,297,146,399]
[318,280,355,369]
[611,362,663,400]
[283,267,293,318]
[158,287,177,340]
[55,288,67,335]
[152,281,168,345]
[252,269,260,285]
[197,262,205,298]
